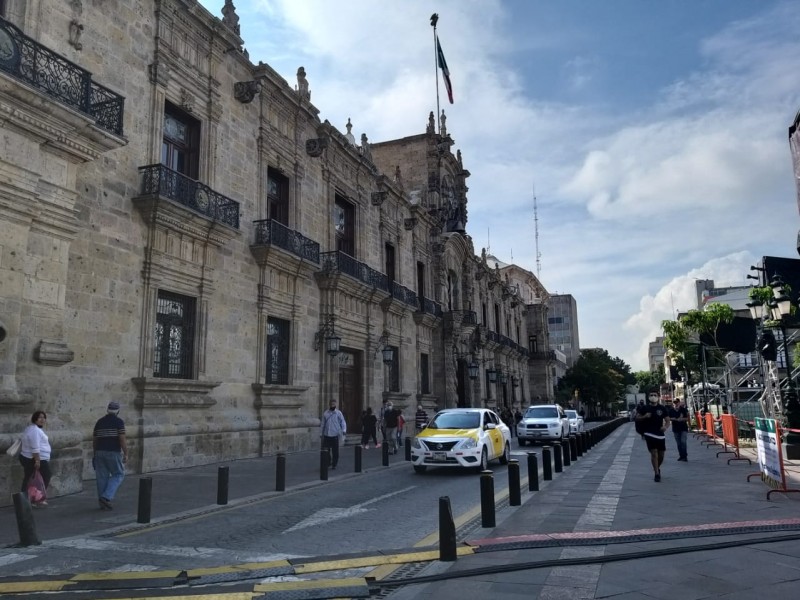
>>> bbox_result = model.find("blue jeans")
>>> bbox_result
[95,450,125,501]
[673,430,688,459]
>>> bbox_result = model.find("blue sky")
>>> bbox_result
[200,0,800,371]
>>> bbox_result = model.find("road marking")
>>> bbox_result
[284,486,415,533]
[0,553,35,568]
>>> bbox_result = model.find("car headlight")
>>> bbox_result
[459,438,478,450]
[412,437,422,449]
[549,423,559,428]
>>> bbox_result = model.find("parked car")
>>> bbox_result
[565,409,585,433]
[411,408,511,473]
[517,404,570,446]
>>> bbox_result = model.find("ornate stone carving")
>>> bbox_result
[234,80,261,103]
[68,20,83,51]
[221,0,241,35]
[371,191,387,206]
[179,88,195,113]
[297,66,310,100]
[360,133,372,161]
[34,339,75,366]
[305,137,328,157]
[404,217,417,230]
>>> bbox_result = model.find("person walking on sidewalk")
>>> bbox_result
[383,402,399,454]
[669,399,689,461]
[636,393,671,482]
[320,400,346,469]
[93,401,127,510]
[19,410,51,507]
[360,407,378,449]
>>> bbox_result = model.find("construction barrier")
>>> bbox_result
[718,415,751,464]
[747,418,800,500]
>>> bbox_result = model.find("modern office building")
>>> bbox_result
[547,294,580,368]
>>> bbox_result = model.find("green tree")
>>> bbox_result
[634,370,665,395]
[558,348,633,416]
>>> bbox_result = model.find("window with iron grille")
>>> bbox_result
[162,102,200,179]
[420,353,430,394]
[417,261,426,303]
[334,195,355,256]
[267,168,289,225]
[266,317,290,385]
[388,345,400,392]
[385,242,395,288]
[529,335,538,354]
[154,291,196,379]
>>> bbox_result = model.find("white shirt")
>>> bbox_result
[20,424,51,461]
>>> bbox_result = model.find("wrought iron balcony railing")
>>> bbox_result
[530,350,556,361]
[461,310,478,326]
[391,281,418,309]
[419,297,443,318]
[253,219,320,264]
[138,164,240,229]
[487,330,501,344]
[0,17,124,135]
[320,251,389,293]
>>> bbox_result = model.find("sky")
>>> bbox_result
[200,0,800,371]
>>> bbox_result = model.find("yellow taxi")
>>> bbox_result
[411,408,511,473]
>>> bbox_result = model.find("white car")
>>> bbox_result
[516,404,570,446]
[411,408,511,473]
[565,409,585,433]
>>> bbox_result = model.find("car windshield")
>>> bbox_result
[525,407,558,419]
[565,410,578,418]
[428,412,481,429]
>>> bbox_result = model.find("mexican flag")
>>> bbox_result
[437,36,453,104]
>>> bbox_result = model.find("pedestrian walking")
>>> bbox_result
[19,410,51,507]
[415,405,429,431]
[635,393,671,482]
[93,401,127,510]
[360,407,378,449]
[669,398,689,461]
[383,402,399,454]
[320,399,346,469]
[379,399,389,445]
[396,409,405,447]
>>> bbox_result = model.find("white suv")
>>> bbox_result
[517,404,570,446]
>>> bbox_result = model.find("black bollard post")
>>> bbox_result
[527,452,539,491]
[480,470,496,528]
[217,466,229,505]
[12,493,40,547]
[439,496,457,562]
[569,435,578,462]
[542,446,552,480]
[320,449,329,481]
[382,440,390,466]
[404,437,412,461]
[137,477,152,524]
[508,460,521,506]
[276,453,286,492]
[576,433,583,457]
[553,442,563,473]
[354,444,362,473]
[562,439,571,467]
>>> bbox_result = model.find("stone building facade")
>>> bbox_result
[0,0,542,502]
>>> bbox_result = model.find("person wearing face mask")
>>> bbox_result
[636,393,671,482]
[320,400,347,469]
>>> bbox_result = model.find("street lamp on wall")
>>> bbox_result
[467,360,479,380]
[376,330,394,365]
[498,370,508,385]
[313,314,341,357]
[487,367,497,384]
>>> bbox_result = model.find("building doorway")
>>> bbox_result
[338,350,362,431]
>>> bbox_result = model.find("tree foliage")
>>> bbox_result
[558,348,633,415]
[634,370,665,395]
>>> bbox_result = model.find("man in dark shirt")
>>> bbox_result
[93,401,127,510]
[635,393,671,482]
[669,399,689,461]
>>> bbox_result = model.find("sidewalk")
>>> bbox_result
[392,424,800,599]
[0,440,397,548]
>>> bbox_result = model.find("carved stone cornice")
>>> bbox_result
[252,383,309,409]
[132,377,220,408]
[132,195,240,248]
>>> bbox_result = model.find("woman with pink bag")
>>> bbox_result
[19,410,51,507]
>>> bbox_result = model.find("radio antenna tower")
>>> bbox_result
[533,184,542,278]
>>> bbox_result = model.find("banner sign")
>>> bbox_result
[754,417,785,489]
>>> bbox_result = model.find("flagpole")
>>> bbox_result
[431,13,440,134]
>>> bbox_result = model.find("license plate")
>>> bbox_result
[433,451,447,461]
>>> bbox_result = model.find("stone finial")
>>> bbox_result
[297,66,310,100]
[360,133,372,160]
[440,110,447,137]
[457,149,463,169]
[345,118,356,146]
[222,0,241,35]
[481,248,487,263]
[427,111,435,134]
[395,165,403,187]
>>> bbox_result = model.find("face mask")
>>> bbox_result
[329,405,336,410]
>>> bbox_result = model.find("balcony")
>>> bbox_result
[138,164,240,229]
[253,219,319,264]
[319,251,389,293]
[418,297,443,318]
[0,18,124,136]
[391,281,419,309]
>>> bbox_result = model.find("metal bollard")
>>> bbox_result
[12,492,40,547]
[354,444,362,473]
[137,477,152,524]
[320,449,330,481]
[527,452,539,491]
[553,442,563,473]
[276,453,286,491]
[439,496,457,562]
[508,460,521,506]
[562,440,570,467]
[480,470,496,528]
[405,437,412,461]
[569,435,578,462]
[542,446,553,480]
[217,466,229,505]
[382,440,390,466]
